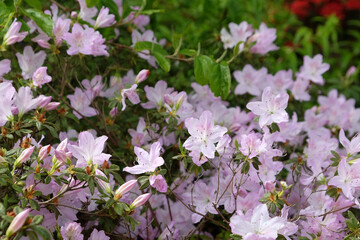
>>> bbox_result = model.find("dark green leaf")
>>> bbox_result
[21,8,54,36]
[133,41,168,55]
[209,61,231,99]
[24,0,42,10]
[30,225,51,240]
[153,52,171,72]
[29,199,40,211]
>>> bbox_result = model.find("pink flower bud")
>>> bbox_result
[37,96,52,108]
[109,107,119,118]
[94,7,115,29]
[114,180,137,200]
[264,181,275,192]
[149,175,168,193]
[44,102,60,111]
[38,145,51,161]
[3,18,28,46]
[95,169,112,194]
[14,146,34,167]
[6,208,31,237]
[135,69,150,84]
[32,67,52,88]
[346,66,356,78]
[130,193,151,209]
[71,11,78,19]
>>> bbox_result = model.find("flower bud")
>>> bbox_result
[71,11,78,19]
[95,169,112,194]
[37,96,52,108]
[135,69,150,84]
[14,146,34,168]
[346,66,356,78]
[6,208,31,237]
[109,107,119,118]
[175,93,185,112]
[130,193,151,209]
[3,18,28,46]
[38,145,51,161]
[114,180,137,200]
[44,102,60,111]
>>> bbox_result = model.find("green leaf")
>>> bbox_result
[24,0,42,10]
[179,49,197,57]
[96,175,109,182]
[153,52,171,72]
[29,199,40,211]
[113,202,124,215]
[230,234,243,240]
[105,198,115,209]
[194,54,214,85]
[88,177,95,195]
[100,0,120,21]
[133,41,168,55]
[21,8,54,36]
[209,61,231,99]
[31,215,43,225]
[86,0,99,7]
[30,225,51,240]
[139,9,164,15]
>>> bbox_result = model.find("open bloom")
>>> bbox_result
[94,7,115,29]
[250,22,279,55]
[67,131,111,167]
[32,67,52,87]
[246,87,289,128]
[123,141,164,174]
[67,88,97,119]
[183,110,228,159]
[339,129,360,156]
[0,59,11,78]
[297,54,329,85]
[16,46,46,79]
[60,221,84,240]
[149,174,168,193]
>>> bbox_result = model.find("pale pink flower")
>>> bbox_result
[149,174,168,192]
[16,46,46,79]
[32,67,52,87]
[298,54,329,85]
[230,204,286,240]
[3,18,28,46]
[0,82,15,126]
[291,78,310,101]
[60,221,84,240]
[53,18,71,45]
[183,110,228,159]
[234,64,268,96]
[123,141,164,174]
[246,87,289,128]
[0,59,11,78]
[142,80,174,109]
[67,131,111,167]
[14,146,34,167]
[89,229,110,240]
[121,84,140,111]
[328,159,360,200]
[114,179,138,200]
[94,7,115,29]
[78,0,97,25]
[15,87,45,116]
[339,129,360,156]
[250,23,279,55]
[67,88,97,119]
[220,21,253,51]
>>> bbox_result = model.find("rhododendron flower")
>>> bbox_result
[0,59,11,78]
[67,88,97,119]
[220,21,253,51]
[54,138,71,163]
[0,82,15,126]
[63,23,108,56]
[94,7,115,29]
[250,22,279,55]
[328,159,360,200]
[15,87,45,117]
[142,80,174,109]
[14,146,34,168]
[32,67,52,87]
[114,179,137,200]
[149,174,168,192]
[3,18,28,46]
[124,141,164,174]
[291,78,310,101]
[67,131,111,167]
[230,204,287,240]
[60,221,84,240]
[6,208,31,237]
[246,87,289,128]
[132,30,161,67]
[121,84,140,111]
[78,0,98,25]
[53,18,71,45]
[234,64,268,96]
[239,132,266,159]
[95,169,111,194]
[339,129,360,156]
[298,54,330,85]
[89,229,110,240]
[183,110,228,159]
[16,46,46,79]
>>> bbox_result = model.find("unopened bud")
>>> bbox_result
[38,145,51,161]
[14,146,34,168]
[135,69,150,84]
[6,208,31,237]
[114,180,137,200]
[130,193,151,209]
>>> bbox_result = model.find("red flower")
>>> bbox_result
[345,0,360,11]
[319,2,345,19]
[290,0,311,18]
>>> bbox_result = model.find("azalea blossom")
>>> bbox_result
[249,22,279,55]
[183,110,228,159]
[3,18,28,46]
[32,67,52,87]
[67,131,111,167]
[220,21,253,51]
[94,7,115,29]
[16,46,46,79]
[297,54,330,85]
[234,64,268,96]
[60,221,84,240]
[149,174,168,193]
[339,129,360,156]
[67,88,97,119]
[246,87,289,128]
[123,141,164,174]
